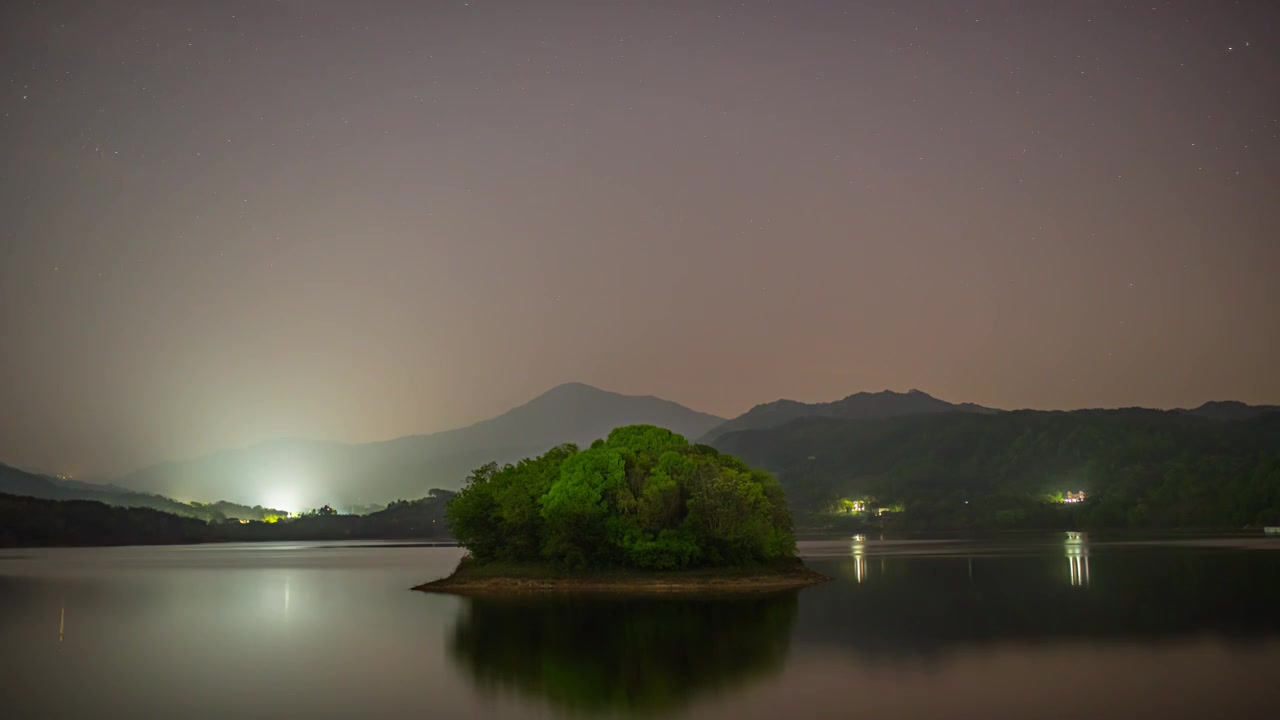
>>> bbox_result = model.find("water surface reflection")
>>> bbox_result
[2,540,1279,719]
[448,592,797,715]
[796,535,1280,657]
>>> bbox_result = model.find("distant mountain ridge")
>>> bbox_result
[1180,400,1280,422]
[80,383,1280,512]
[111,383,725,509]
[698,389,998,444]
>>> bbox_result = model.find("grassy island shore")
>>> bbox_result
[413,557,829,595]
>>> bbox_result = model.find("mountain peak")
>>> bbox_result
[1194,400,1246,410]
[496,383,720,434]
[701,388,996,443]
[539,381,611,397]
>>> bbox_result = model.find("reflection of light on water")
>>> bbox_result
[59,598,65,643]
[1068,552,1089,586]
[284,578,290,612]
[1066,532,1090,587]
[851,535,866,583]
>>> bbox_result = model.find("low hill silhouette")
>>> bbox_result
[699,388,996,443]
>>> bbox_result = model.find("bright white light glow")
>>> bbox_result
[259,464,311,513]
[263,487,304,514]
[851,536,867,583]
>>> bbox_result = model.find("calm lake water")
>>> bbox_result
[2,537,1279,719]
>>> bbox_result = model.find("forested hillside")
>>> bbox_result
[714,410,1280,530]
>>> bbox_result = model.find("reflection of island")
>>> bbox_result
[447,592,798,715]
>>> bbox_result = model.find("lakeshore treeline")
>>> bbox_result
[0,490,453,547]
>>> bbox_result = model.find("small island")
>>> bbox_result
[414,425,829,595]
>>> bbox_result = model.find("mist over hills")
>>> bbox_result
[0,463,282,521]
[55,382,1280,514]
[110,382,725,510]
[1,462,180,508]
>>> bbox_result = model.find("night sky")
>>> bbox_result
[1,0,1277,478]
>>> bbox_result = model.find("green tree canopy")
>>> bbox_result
[446,425,796,569]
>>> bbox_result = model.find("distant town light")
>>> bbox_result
[836,498,866,514]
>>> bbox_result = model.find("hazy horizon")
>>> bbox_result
[3,0,1277,478]
[6,379,1277,481]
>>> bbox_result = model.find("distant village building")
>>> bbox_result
[834,498,898,516]
[1063,491,1087,504]
[838,499,866,514]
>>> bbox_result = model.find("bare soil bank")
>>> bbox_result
[413,558,830,596]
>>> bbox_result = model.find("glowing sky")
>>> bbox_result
[1,0,1277,477]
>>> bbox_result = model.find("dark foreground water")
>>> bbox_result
[2,537,1279,719]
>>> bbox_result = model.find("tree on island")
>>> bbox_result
[446,425,796,569]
